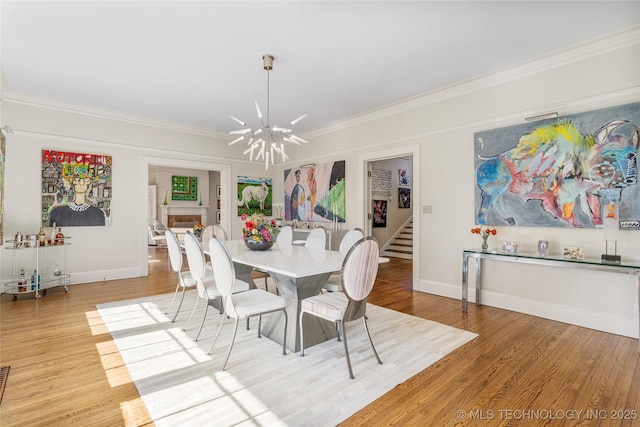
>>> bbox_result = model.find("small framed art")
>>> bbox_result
[537,240,550,256]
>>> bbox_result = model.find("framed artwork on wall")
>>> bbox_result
[237,176,272,216]
[474,102,640,228]
[399,169,410,186]
[284,160,346,222]
[216,184,221,198]
[171,175,198,201]
[398,188,411,208]
[41,149,112,227]
[373,199,387,228]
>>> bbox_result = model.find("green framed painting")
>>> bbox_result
[171,176,198,201]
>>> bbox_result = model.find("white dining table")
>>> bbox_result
[223,239,345,352]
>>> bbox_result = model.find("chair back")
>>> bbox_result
[339,228,364,255]
[184,232,207,296]
[276,226,293,247]
[305,227,327,249]
[207,237,236,299]
[212,224,229,241]
[165,230,183,273]
[341,237,379,320]
[201,225,214,244]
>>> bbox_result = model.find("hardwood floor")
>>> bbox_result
[1,247,638,426]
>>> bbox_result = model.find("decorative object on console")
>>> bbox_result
[471,227,497,252]
[228,54,308,170]
[563,247,584,260]
[241,212,278,251]
[537,240,550,256]
[501,241,518,254]
[193,223,204,238]
[602,201,622,262]
[474,102,639,228]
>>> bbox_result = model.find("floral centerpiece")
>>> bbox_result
[241,213,279,251]
[471,226,497,252]
[193,223,204,237]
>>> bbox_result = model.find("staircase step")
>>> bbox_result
[387,245,413,253]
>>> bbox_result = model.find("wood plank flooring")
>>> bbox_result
[1,247,638,426]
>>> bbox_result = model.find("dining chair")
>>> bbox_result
[276,225,293,247]
[212,224,229,241]
[183,231,249,341]
[148,225,167,246]
[304,226,327,250]
[323,227,365,292]
[299,236,382,379]
[201,225,215,269]
[164,229,211,323]
[206,236,288,371]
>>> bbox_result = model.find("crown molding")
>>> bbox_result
[304,25,640,139]
[0,92,229,139]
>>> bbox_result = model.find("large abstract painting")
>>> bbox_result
[284,160,345,222]
[42,150,112,227]
[474,102,639,229]
[237,176,272,216]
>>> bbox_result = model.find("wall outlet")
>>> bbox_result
[422,205,433,214]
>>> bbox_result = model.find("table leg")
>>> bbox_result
[476,256,482,306]
[261,271,334,352]
[462,253,469,312]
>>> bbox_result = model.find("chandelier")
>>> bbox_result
[228,54,308,170]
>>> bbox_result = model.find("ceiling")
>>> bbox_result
[2,1,639,140]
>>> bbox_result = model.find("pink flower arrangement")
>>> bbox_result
[241,213,278,242]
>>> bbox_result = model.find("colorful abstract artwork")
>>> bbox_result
[171,175,198,201]
[373,200,387,228]
[237,176,272,216]
[284,161,345,222]
[42,149,112,227]
[474,102,639,228]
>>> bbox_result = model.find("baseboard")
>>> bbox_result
[69,267,142,285]
[419,279,639,339]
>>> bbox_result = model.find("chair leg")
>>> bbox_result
[340,320,355,379]
[258,315,262,338]
[183,295,200,331]
[281,309,288,355]
[220,318,240,371]
[299,311,305,357]
[170,287,188,323]
[264,275,269,292]
[363,317,382,365]
[335,321,342,342]
[207,308,227,354]
[194,303,210,341]
[164,283,180,315]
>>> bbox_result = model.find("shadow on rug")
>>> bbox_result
[97,290,477,427]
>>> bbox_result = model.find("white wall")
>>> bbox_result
[1,28,639,338]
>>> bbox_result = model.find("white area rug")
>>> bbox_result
[97,289,477,427]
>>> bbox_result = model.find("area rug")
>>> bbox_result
[0,366,10,406]
[96,289,477,427]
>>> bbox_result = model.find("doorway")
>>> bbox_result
[358,145,420,289]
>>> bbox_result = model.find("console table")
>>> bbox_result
[461,249,640,345]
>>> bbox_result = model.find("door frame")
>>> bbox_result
[357,144,420,288]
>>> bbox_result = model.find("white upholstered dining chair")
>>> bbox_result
[212,224,229,241]
[207,236,288,371]
[183,231,231,341]
[304,226,327,250]
[276,225,293,247]
[164,229,210,322]
[323,228,365,292]
[299,236,382,379]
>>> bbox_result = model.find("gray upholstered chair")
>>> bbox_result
[206,236,288,371]
[299,236,382,379]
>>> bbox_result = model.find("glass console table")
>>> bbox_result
[461,249,640,346]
